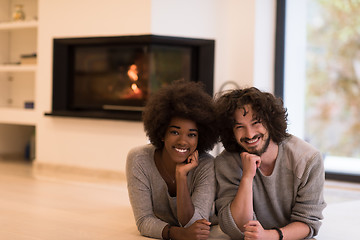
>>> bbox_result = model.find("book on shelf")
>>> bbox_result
[20,53,37,65]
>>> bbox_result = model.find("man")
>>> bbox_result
[214,87,326,240]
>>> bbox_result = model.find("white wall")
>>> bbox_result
[151,0,258,92]
[35,0,271,175]
[36,0,152,172]
[253,0,276,92]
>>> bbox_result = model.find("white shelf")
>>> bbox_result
[0,65,37,72]
[0,20,38,31]
[0,107,37,126]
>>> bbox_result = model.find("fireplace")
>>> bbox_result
[45,35,215,121]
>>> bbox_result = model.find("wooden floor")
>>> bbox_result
[1,159,360,240]
[0,160,143,240]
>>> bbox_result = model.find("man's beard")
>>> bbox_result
[241,134,271,156]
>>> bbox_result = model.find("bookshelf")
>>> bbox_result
[0,0,38,160]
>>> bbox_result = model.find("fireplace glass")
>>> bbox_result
[47,35,214,121]
[73,44,191,111]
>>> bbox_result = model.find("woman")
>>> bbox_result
[126,80,218,240]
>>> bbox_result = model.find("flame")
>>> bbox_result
[131,83,141,94]
[127,64,138,81]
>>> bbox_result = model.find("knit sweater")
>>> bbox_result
[215,135,326,239]
[126,144,216,239]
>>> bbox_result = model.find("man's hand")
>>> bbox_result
[243,221,279,240]
[240,152,261,179]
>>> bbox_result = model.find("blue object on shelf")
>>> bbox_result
[24,101,34,109]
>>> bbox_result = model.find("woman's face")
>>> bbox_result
[162,117,198,163]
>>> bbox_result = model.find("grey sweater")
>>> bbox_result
[215,135,326,239]
[126,144,216,239]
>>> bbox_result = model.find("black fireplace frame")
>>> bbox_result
[45,34,215,121]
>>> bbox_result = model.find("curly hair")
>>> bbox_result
[142,80,218,153]
[214,87,289,153]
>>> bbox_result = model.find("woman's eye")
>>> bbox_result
[170,130,179,135]
[189,133,197,137]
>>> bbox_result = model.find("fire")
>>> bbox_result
[131,83,141,94]
[122,64,142,99]
[127,64,138,81]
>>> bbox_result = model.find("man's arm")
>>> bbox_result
[291,151,326,238]
[215,152,246,239]
[280,221,310,240]
[230,175,254,231]
[243,220,310,240]
[230,152,260,231]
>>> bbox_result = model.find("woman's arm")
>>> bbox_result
[176,171,195,226]
[175,150,198,226]
[162,220,211,240]
[174,152,215,240]
[185,153,217,226]
[126,147,168,238]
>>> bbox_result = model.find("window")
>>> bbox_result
[277,0,360,181]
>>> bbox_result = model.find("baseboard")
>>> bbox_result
[33,161,126,184]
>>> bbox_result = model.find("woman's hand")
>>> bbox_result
[181,219,211,240]
[176,150,199,179]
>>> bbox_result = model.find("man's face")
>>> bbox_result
[233,105,270,156]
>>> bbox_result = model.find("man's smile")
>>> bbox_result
[242,135,262,146]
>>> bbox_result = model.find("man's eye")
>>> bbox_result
[235,125,243,129]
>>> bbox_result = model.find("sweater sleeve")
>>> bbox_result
[184,156,216,227]
[291,151,327,238]
[214,151,245,239]
[126,147,167,239]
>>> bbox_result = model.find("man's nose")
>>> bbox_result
[244,127,256,139]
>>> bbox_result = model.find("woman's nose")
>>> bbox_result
[177,134,188,145]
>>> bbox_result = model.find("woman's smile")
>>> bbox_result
[162,117,198,163]
[174,147,189,153]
